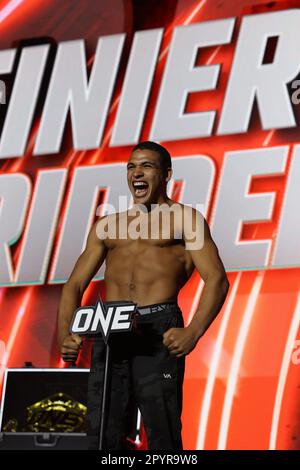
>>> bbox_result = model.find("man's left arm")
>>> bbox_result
[163,209,230,357]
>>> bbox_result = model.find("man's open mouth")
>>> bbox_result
[132,181,149,197]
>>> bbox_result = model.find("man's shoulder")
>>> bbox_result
[96,210,127,222]
[172,202,205,219]
[94,211,128,236]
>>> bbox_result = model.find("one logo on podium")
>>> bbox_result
[70,299,136,343]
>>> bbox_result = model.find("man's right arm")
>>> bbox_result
[57,220,108,359]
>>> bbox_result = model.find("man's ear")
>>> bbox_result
[166,167,173,183]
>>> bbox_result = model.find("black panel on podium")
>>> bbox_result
[0,368,89,450]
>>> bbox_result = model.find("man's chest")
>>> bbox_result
[103,212,185,249]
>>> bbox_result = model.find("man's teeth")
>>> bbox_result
[133,182,148,196]
[133,182,148,193]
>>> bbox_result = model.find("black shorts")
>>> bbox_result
[86,301,185,450]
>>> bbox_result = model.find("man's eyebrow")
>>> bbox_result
[127,160,156,167]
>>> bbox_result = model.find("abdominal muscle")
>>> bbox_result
[104,241,193,307]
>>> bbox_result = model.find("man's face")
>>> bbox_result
[127,149,170,205]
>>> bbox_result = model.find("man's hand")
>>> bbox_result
[163,327,199,358]
[61,334,83,363]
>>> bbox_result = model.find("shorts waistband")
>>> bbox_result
[136,301,179,315]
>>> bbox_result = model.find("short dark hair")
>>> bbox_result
[132,141,172,173]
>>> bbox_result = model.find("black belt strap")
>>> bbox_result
[137,302,178,315]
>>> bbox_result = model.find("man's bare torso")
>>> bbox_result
[102,206,195,306]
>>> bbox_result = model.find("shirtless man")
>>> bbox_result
[57,141,229,450]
